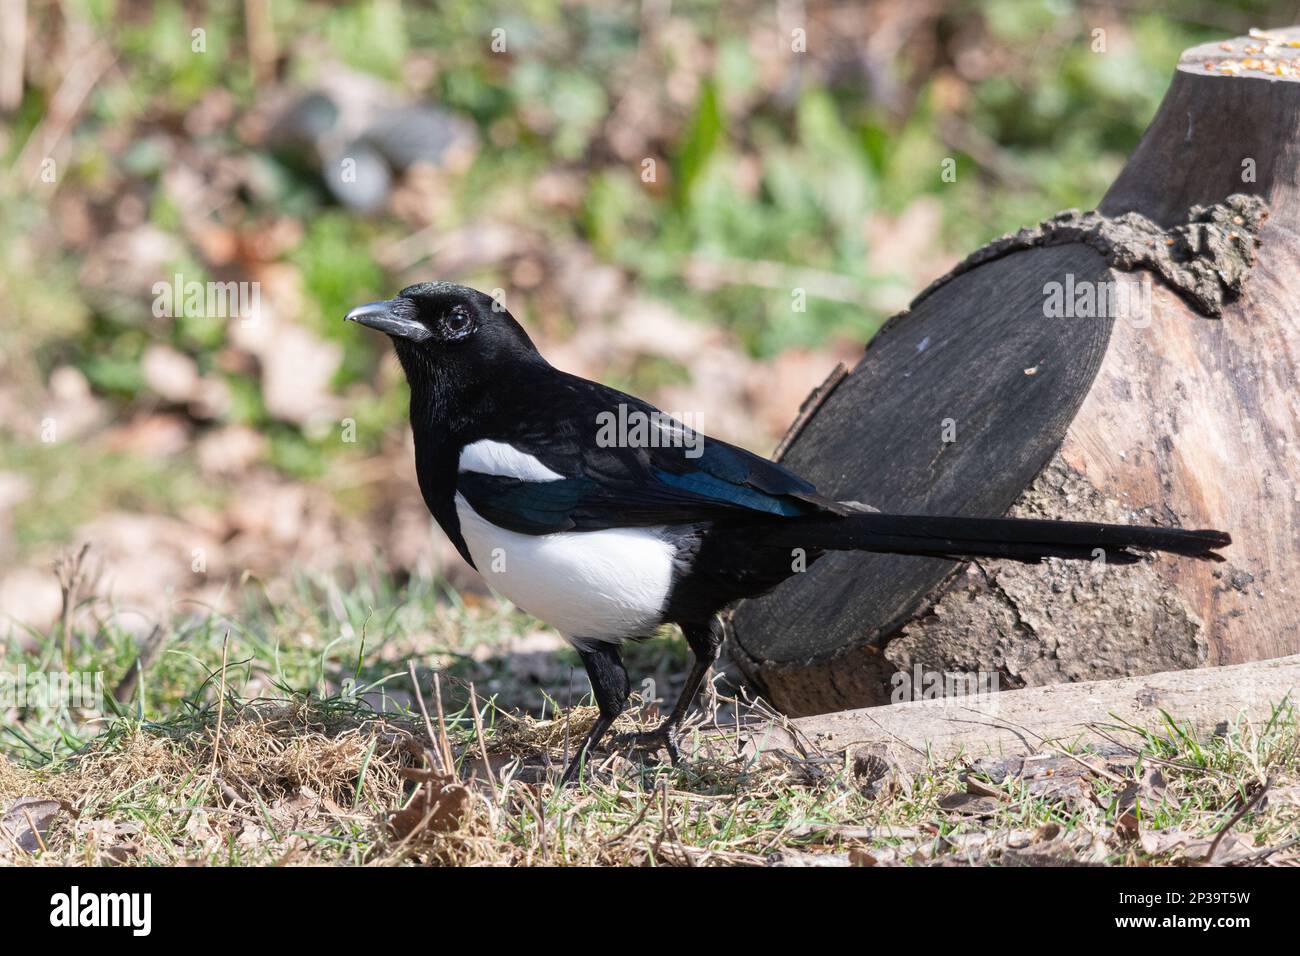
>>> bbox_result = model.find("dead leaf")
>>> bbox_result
[970,752,1110,803]
[1116,810,1142,841]
[1139,828,1250,863]
[853,752,912,800]
[965,776,1003,798]
[388,774,470,841]
[258,325,342,427]
[99,844,138,865]
[102,414,191,457]
[1116,767,1168,816]
[195,426,266,475]
[849,846,894,866]
[938,793,1003,817]
[767,849,851,867]
[141,345,200,402]
[2,797,63,854]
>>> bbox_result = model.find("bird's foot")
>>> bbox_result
[558,755,584,787]
[611,722,681,766]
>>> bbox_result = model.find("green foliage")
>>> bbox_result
[674,82,725,204]
[116,3,242,110]
[0,436,218,550]
[325,0,409,79]
[293,213,387,386]
[7,0,1279,554]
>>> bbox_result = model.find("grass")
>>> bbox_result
[2,569,1298,866]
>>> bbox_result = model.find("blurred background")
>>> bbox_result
[1,0,1294,638]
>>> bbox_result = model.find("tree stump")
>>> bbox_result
[730,29,1300,717]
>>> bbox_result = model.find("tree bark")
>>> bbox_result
[730,30,1300,716]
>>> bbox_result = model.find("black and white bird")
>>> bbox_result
[347,282,1231,784]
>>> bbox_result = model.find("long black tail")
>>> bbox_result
[771,513,1230,564]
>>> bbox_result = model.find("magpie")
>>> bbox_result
[346,281,1231,784]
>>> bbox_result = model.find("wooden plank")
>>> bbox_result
[739,654,1300,768]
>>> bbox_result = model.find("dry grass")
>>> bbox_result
[3,572,1298,867]
[4,685,1299,867]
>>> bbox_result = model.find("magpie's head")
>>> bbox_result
[345,282,542,385]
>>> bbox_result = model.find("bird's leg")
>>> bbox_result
[559,641,630,786]
[614,616,724,766]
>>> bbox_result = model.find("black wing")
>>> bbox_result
[458,375,837,534]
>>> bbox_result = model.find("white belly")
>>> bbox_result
[453,493,676,642]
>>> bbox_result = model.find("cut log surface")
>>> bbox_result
[741,654,1300,768]
[730,29,1300,716]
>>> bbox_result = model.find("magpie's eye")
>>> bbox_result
[441,306,473,338]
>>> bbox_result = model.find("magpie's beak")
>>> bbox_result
[344,299,431,341]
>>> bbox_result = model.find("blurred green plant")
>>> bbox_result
[3,0,1287,560]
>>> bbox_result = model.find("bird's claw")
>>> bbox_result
[611,724,681,766]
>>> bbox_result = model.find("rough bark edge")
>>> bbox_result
[770,361,850,463]
[911,194,1268,317]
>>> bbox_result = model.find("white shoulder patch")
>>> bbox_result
[459,439,565,482]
